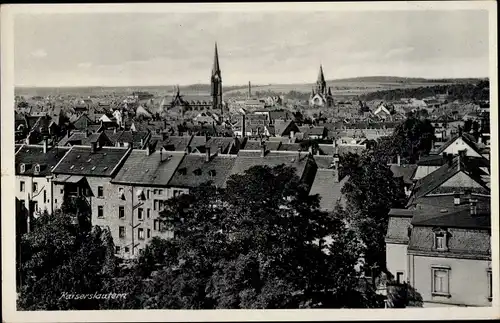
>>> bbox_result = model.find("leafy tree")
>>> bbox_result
[17,208,115,310]
[390,117,435,164]
[341,153,406,279]
[106,166,379,309]
[463,119,473,133]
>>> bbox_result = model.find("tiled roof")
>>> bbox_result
[313,155,334,169]
[15,145,70,176]
[241,140,281,151]
[409,156,488,204]
[168,154,236,188]
[390,164,417,185]
[417,154,445,166]
[408,225,490,257]
[277,143,301,152]
[229,151,314,182]
[112,150,185,186]
[435,133,483,156]
[52,146,131,177]
[409,194,491,214]
[385,216,413,243]
[309,170,348,211]
[161,136,193,151]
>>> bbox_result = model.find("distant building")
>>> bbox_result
[309,65,334,108]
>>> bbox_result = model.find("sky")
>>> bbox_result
[14,10,490,87]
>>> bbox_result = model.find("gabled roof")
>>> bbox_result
[15,145,70,176]
[52,146,131,177]
[112,150,185,186]
[229,151,314,182]
[390,164,417,185]
[409,155,490,204]
[435,133,483,156]
[168,154,236,188]
[309,170,348,211]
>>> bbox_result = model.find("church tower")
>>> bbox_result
[316,65,327,95]
[211,42,223,115]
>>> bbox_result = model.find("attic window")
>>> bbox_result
[91,166,96,171]
[20,164,26,173]
[70,165,75,170]
[103,166,108,171]
[433,228,448,251]
[34,164,41,173]
[87,158,92,162]
[178,167,187,175]
[76,155,81,159]
[193,168,202,176]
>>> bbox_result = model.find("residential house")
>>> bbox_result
[51,144,132,246]
[15,142,71,220]
[386,194,491,307]
[110,148,186,258]
[432,132,487,159]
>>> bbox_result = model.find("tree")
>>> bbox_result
[106,166,379,309]
[341,153,406,279]
[17,208,115,310]
[390,117,435,163]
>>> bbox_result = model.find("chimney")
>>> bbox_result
[333,157,340,183]
[458,125,463,137]
[447,153,453,167]
[140,138,144,148]
[91,141,97,153]
[43,137,48,154]
[454,192,461,206]
[241,114,246,137]
[457,153,461,171]
[128,141,133,149]
[469,198,478,216]
[205,146,211,162]
[397,154,401,166]
[260,142,266,158]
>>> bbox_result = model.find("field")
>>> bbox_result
[15,77,482,98]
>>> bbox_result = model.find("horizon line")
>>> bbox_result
[14,75,489,89]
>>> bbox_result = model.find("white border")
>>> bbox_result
[2,2,498,322]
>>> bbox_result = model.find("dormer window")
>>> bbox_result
[193,168,202,176]
[178,167,187,175]
[34,164,41,174]
[433,228,448,251]
[20,163,26,174]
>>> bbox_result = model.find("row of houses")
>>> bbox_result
[15,136,351,260]
[385,131,492,307]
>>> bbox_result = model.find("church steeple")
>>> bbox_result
[316,65,326,95]
[211,42,223,115]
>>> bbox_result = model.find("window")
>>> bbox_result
[396,272,404,284]
[60,189,63,194]
[173,190,179,198]
[154,219,159,231]
[115,246,121,254]
[119,206,125,219]
[138,208,144,220]
[97,186,104,198]
[432,267,450,296]
[153,200,158,211]
[159,189,164,195]
[119,226,125,238]
[20,181,25,192]
[98,206,104,218]
[138,228,144,240]
[147,229,151,238]
[124,246,129,253]
[154,189,158,195]
[488,270,492,300]
[32,201,38,212]
[147,190,150,199]
[433,230,448,251]
[43,190,47,203]
[20,199,25,206]
[33,183,38,193]
[147,209,151,219]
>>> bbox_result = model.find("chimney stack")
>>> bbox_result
[91,141,97,153]
[469,198,478,216]
[241,114,246,138]
[205,146,211,162]
[43,137,48,154]
[260,141,266,158]
[397,154,401,166]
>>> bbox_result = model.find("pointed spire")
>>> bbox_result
[212,42,221,75]
[328,87,332,96]
[317,64,326,84]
